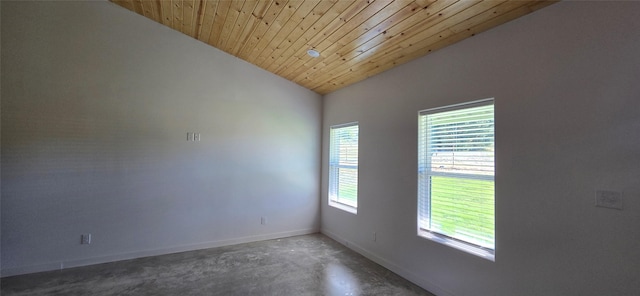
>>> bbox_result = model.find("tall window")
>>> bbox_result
[418,99,495,260]
[329,123,359,214]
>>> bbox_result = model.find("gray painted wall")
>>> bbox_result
[1,1,321,276]
[0,0,2,274]
[321,2,640,296]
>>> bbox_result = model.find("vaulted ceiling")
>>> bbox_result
[110,0,556,94]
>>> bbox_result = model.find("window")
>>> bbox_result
[329,123,359,214]
[418,99,495,260]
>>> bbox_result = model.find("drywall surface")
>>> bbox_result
[321,2,640,296]
[0,0,3,274]
[1,1,321,276]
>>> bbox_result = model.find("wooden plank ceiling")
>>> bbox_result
[110,0,556,94]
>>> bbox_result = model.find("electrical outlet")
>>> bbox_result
[595,190,623,210]
[261,217,267,225]
[81,234,92,245]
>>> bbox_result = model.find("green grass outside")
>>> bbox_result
[334,171,494,248]
[337,169,357,206]
[430,176,494,247]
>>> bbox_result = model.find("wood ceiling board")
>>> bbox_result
[229,0,273,55]
[290,0,425,82]
[307,0,534,90]
[269,1,359,74]
[220,0,258,53]
[251,0,320,66]
[236,0,286,58]
[264,0,347,74]
[302,0,472,88]
[261,0,338,72]
[216,1,242,50]
[294,0,455,85]
[246,0,305,64]
[196,1,217,42]
[280,0,398,81]
[110,0,557,95]
[312,2,515,91]
[312,1,555,94]
[275,0,377,78]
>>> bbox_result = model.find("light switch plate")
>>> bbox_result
[595,190,623,210]
[81,234,92,245]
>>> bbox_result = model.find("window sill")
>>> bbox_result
[418,229,495,261]
[328,200,357,215]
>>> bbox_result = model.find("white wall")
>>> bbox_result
[321,2,640,296]
[0,0,3,274]
[1,1,321,276]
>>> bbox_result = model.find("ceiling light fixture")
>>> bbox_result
[307,49,320,58]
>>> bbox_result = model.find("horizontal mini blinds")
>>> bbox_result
[329,123,359,208]
[418,100,495,250]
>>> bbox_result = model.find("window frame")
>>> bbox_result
[417,99,495,261]
[328,122,359,214]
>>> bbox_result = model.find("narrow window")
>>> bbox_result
[418,99,495,260]
[329,123,359,214]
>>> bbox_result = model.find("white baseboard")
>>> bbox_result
[1,228,319,278]
[320,229,455,296]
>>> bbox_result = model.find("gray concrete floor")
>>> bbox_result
[1,233,434,296]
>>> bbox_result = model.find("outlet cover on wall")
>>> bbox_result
[595,190,623,210]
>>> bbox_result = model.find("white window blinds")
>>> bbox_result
[418,99,495,258]
[329,123,359,212]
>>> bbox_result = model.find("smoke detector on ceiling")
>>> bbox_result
[306,49,320,58]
